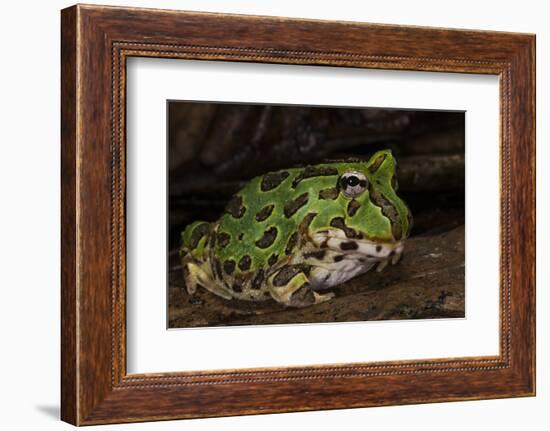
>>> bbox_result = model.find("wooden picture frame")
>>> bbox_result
[61,4,535,425]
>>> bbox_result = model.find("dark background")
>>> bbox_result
[167,102,465,328]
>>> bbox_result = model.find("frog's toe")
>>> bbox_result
[270,281,333,308]
[286,285,334,307]
[268,266,317,307]
[313,291,335,304]
[182,263,197,295]
[287,283,316,307]
[184,262,229,298]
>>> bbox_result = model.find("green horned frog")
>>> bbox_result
[180,150,412,308]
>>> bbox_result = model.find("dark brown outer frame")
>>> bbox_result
[61,4,535,426]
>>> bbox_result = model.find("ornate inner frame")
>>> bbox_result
[61,4,535,425]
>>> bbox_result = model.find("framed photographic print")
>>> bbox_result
[61,4,535,425]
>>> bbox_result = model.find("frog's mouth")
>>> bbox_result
[311,228,404,271]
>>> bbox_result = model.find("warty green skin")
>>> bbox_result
[180,150,412,307]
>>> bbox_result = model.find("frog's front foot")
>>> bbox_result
[313,291,335,304]
[183,262,232,300]
[268,265,334,308]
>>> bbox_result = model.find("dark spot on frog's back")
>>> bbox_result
[260,171,290,191]
[223,259,236,275]
[238,255,252,272]
[304,250,326,260]
[226,195,246,218]
[251,269,264,289]
[268,253,278,266]
[284,192,309,218]
[330,217,362,239]
[292,166,339,188]
[340,241,359,251]
[255,227,278,249]
[285,231,299,255]
[216,232,231,248]
[189,222,209,248]
[255,204,275,222]
[318,187,339,200]
[272,264,310,287]
[347,199,361,217]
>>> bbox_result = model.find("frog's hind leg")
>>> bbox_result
[183,262,232,300]
[268,264,335,308]
[182,262,207,295]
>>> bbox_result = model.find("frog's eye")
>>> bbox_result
[340,171,368,198]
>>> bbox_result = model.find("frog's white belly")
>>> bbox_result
[309,257,374,289]
[306,229,404,290]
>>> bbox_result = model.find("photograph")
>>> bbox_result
[168,102,466,328]
[0,0,542,428]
